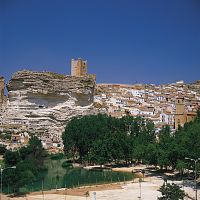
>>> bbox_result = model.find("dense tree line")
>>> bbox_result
[2,136,47,193]
[62,112,200,171]
[62,114,156,165]
[155,110,200,171]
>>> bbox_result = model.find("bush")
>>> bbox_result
[50,153,64,160]
[0,144,6,155]
[62,161,73,168]
[0,133,12,140]
[39,166,48,172]
[158,183,185,200]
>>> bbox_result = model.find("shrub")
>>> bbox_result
[62,161,73,168]
[50,153,64,160]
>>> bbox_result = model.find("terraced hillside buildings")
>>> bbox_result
[95,81,200,131]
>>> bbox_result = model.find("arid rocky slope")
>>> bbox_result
[0,70,103,140]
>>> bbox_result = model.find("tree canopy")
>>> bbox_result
[3,136,47,193]
[62,114,157,165]
[158,183,185,200]
[62,112,200,172]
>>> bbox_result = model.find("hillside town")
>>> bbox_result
[0,58,200,151]
[95,81,200,131]
[1,1,200,199]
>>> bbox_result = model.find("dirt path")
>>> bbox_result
[28,183,122,197]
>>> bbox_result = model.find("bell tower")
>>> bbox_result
[175,97,186,129]
[176,97,184,115]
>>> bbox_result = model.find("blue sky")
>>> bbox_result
[0,0,200,84]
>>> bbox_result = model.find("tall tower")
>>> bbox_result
[0,77,4,104]
[176,97,184,115]
[175,97,186,129]
[71,58,87,77]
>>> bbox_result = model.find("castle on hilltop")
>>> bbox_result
[71,58,87,77]
[0,60,199,146]
[71,58,96,80]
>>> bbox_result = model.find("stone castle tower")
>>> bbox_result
[0,77,4,104]
[71,58,87,77]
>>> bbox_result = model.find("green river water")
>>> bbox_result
[19,159,134,193]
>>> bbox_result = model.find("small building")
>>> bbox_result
[11,132,29,144]
[11,134,21,143]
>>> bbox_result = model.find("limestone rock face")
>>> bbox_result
[1,70,102,140]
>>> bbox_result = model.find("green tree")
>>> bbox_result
[2,168,17,193]
[3,136,46,193]
[144,143,158,166]
[157,126,174,169]
[176,160,186,177]
[62,112,200,171]
[62,114,125,164]
[158,183,185,200]
[174,117,200,162]
[131,118,156,163]
[62,114,158,166]
[0,144,6,155]
[195,108,200,121]
[4,150,20,166]
[90,139,112,165]
[27,136,44,164]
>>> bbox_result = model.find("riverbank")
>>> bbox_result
[4,179,161,200]
[2,176,198,200]
[29,183,122,196]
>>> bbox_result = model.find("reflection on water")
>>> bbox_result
[62,168,133,188]
[19,159,134,193]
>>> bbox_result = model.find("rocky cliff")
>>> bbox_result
[1,70,199,143]
[1,70,102,140]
